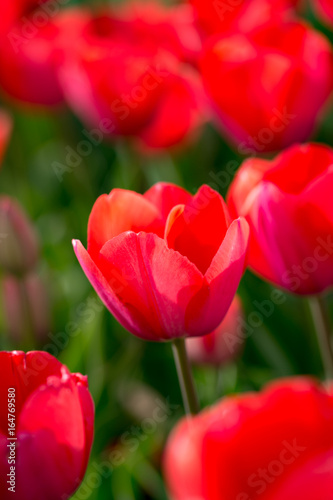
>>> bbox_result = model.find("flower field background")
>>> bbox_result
[1,0,333,499]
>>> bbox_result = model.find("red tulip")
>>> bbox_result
[0,8,89,107]
[190,0,299,36]
[0,5,21,38]
[164,377,333,500]
[227,143,333,295]
[0,351,94,500]
[58,3,204,149]
[312,0,333,26]
[73,182,249,341]
[0,111,12,166]
[201,21,333,154]
[186,295,243,365]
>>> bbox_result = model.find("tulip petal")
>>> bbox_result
[16,372,86,500]
[0,351,63,434]
[263,143,333,195]
[72,373,95,479]
[73,239,146,338]
[186,217,249,335]
[165,185,231,274]
[98,231,204,340]
[143,182,192,221]
[138,73,202,149]
[203,378,333,500]
[248,181,333,294]
[165,377,333,500]
[87,189,163,260]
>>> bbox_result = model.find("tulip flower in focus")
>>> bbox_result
[0,197,39,275]
[0,110,12,166]
[0,351,94,500]
[201,21,333,154]
[59,3,205,150]
[312,0,333,26]
[227,143,333,295]
[186,295,243,366]
[0,8,90,107]
[164,378,333,500]
[73,182,249,341]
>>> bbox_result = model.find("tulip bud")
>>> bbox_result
[0,197,39,275]
[2,273,51,346]
[0,110,12,166]
[186,296,244,366]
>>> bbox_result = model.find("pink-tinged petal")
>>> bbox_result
[98,231,204,341]
[165,185,231,274]
[71,373,95,479]
[73,239,146,338]
[227,157,271,217]
[238,182,295,286]
[186,295,243,366]
[87,189,163,261]
[16,372,86,500]
[186,217,249,335]
[143,182,192,221]
[247,181,333,294]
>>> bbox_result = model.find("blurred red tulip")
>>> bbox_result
[2,273,51,345]
[0,8,89,107]
[190,0,299,36]
[201,21,333,153]
[227,143,333,295]
[73,182,249,341]
[312,0,333,26]
[0,196,39,275]
[186,295,243,365]
[0,111,12,166]
[58,3,205,149]
[0,5,21,38]
[164,377,333,500]
[0,350,94,500]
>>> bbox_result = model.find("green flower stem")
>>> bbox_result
[309,296,333,380]
[172,338,200,415]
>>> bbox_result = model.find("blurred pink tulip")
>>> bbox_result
[2,273,51,345]
[228,143,333,295]
[186,295,244,366]
[0,197,39,275]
